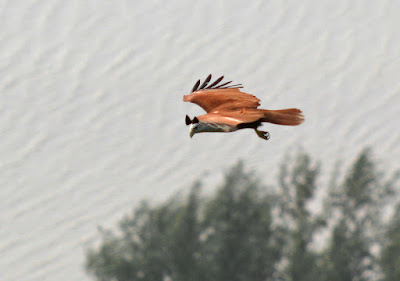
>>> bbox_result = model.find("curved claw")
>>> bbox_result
[255,129,270,140]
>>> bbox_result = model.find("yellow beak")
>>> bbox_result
[190,129,195,138]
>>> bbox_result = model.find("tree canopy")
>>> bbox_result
[86,149,399,281]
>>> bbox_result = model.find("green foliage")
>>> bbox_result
[86,200,181,281]
[381,205,400,281]
[322,148,396,281]
[86,162,281,281]
[85,148,399,281]
[202,162,283,281]
[277,152,324,281]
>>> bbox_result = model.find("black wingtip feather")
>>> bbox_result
[191,75,243,92]
[220,84,243,89]
[206,75,224,89]
[191,80,200,92]
[215,81,232,88]
[199,74,212,90]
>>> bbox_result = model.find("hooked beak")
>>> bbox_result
[189,124,195,138]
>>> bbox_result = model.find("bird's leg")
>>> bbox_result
[255,128,270,140]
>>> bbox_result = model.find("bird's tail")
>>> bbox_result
[261,108,304,126]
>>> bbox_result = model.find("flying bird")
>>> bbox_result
[183,74,304,140]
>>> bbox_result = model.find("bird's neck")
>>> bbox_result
[202,122,235,133]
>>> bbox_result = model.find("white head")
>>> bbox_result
[189,122,211,138]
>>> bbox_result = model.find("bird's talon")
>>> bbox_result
[255,129,270,140]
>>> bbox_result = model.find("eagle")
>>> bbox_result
[183,74,304,140]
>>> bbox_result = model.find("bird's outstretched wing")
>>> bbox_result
[197,110,265,127]
[183,74,260,113]
[197,108,304,127]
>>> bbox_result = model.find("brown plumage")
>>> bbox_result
[183,74,304,140]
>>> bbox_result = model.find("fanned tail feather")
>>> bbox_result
[261,108,304,126]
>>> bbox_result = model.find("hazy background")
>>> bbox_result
[1,0,399,280]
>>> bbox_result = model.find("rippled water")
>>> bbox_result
[1,0,399,280]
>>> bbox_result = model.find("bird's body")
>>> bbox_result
[183,75,304,140]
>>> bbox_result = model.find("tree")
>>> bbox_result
[201,161,283,281]
[322,148,395,281]
[381,204,400,281]
[380,168,400,281]
[277,151,324,281]
[85,162,283,281]
[86,199,181,281]
[85,149,397,281]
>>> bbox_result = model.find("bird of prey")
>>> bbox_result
[183,74,304,140]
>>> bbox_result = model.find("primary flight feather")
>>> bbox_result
[183,74,304,140]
